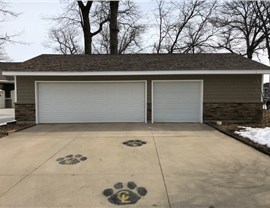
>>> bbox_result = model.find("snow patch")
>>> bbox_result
[235,127,270,148]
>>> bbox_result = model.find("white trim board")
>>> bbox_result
[14,76,17,103]
[3,70,270,76]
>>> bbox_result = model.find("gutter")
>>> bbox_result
[2,70,270,76]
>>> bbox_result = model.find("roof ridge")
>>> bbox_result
[37,52,235,56]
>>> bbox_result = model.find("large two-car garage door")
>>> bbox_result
[152,80,203,123]
[36,81,146,123]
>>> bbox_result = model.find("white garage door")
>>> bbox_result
[36,81,146,123]
[152,81,203,123]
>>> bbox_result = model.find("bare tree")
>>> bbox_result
[0,42,8,60]
[179,0,217,53]
[118,23,144,54]
[254,1,270,64]
[168,0,202,53]
[47,1,109,55]
[92,0,145,54]
[109,1,119,54]
[153,0,217,54]
[0,0,18,60]
[47,0,144,55]
[153,0,173,53]
[212,1,265,59]
[45,27,82,54]
[77,1,93,54]
[77,1,109,54]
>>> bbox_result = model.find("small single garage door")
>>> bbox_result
[152,80,203,123]
[36,81,146,123]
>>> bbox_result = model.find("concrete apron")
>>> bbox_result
[0,123,269,208]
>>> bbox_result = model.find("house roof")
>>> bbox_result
[0,76,14,83]
[0,63,15,83]
[1,53,270,76]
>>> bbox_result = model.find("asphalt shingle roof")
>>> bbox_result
[0,63,16,81]
[1,53,270,72]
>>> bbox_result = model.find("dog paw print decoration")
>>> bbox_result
[56,154,87,165]
[103,182,147,205]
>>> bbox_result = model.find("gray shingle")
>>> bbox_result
[1,53,270,72]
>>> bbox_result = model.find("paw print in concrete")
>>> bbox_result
[123,140,147,147]
[103,182,147,205]
[56,154,87,165]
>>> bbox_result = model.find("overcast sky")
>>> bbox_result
[1,0,270,82]
[3,1,65,62]
[2,0,154,62]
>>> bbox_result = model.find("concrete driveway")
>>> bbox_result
[0,123,269,208]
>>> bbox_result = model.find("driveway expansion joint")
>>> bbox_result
[152,136,172,208]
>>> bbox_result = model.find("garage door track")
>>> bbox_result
[0,123,269,208]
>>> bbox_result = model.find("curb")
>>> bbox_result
[206,122,270,157]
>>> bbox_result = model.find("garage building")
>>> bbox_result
[2,53,270,124]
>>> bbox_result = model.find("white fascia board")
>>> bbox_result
[2,70,270,76]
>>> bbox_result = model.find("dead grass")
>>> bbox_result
[0,123,35,138]
[208,121,270,156]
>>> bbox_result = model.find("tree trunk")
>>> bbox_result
[83,20,92,54]
[110,1,119,54]
[247,49,253,59]
[78,1,92,54]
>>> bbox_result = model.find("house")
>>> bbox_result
[263,82,269,100]
[0,75,15,108]
[1,53,270,124]
[0,63,15,108]
[264,82,270,110]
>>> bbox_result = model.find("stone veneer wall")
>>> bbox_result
[204,102,263,123]
[147,103,151,122]
[15,102,263,123]
[15,103,35,123]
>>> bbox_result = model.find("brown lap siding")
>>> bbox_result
[15,75,263,123]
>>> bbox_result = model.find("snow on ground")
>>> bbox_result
[235,127,270,148]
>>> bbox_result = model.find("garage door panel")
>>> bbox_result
[153,81,202,123]
[154,110,201,122]
[37,82,145,123]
